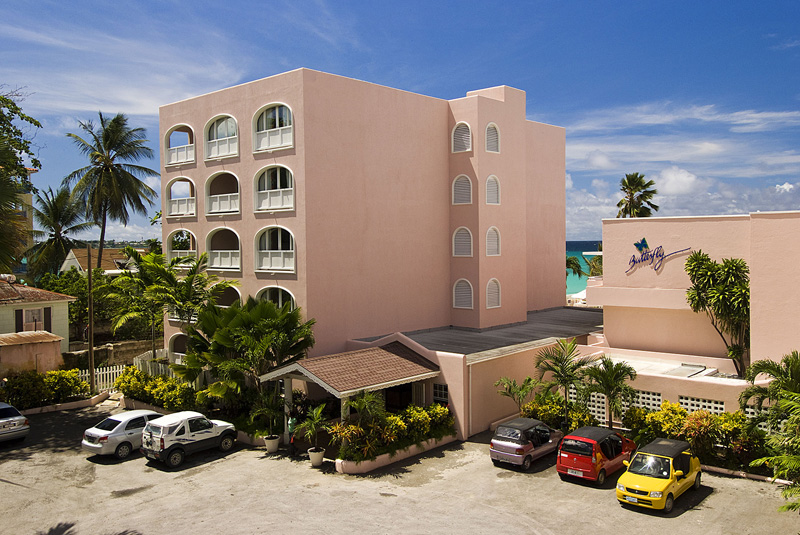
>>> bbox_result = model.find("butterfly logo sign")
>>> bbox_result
[634,238,649,253]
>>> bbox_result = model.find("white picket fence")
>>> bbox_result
[78,365,127,391]
[78,350,210,392]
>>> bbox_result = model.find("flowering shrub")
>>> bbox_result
[645,401,687,439]
[113,366,196,411]
[0,369,90,409]
[45,369,90,404]
[402,405,431,442]
[520,391,598,431]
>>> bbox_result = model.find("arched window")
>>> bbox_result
[255,166,294,211]
[486,176,500,205]
[452,122,471,152]
[453,279,473,309]
[452,175,472,205]
[486,279,501,308]
[256,227,295,272]
[207,228,241,270]
[486,227,501,256]
[165,125,195,165]
[205,115,238,158]
[254,104,293,151]
[259,287,296,309]
[166,229,196,263]
[486,123,500,153]
[206,172,240,214]
[453,228,472,257]
[166,177,195,217]
[169,333,188,357]
[213,286,241,308]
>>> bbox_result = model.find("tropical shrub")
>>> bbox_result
[44,369,90,403]
[402,404,431,442]
[520,391,598,431]
[682,410,719,460]
[645,401,687,439]
[1,370,52,409]
[113,366,195,411]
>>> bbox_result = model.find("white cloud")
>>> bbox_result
[75,222,160,242]
[586,150,615,169]
[591,179,610,197]
[655,166,710,196]
[565,172,573,190]
[775,182,795,193]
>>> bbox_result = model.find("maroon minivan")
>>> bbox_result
[556,426,636,485]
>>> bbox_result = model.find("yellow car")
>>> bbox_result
[616,438,702,514]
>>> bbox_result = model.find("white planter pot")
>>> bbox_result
[308,447,325,467]
[263,435,280,453]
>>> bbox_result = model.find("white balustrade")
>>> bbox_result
[206,136,238,158]
[255,125,293,151]
[209,250,241,270]
[208,192,240,213]
[256,188,294,211]
[257,250,295,272]
[166,144,195,165]
[167,197,196,216]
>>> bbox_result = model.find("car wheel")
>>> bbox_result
[114,442,132,460]
[166,449,185,469]
[693,473,702,490]
[663,494,674,514]
[521,456,532,471]
[219,435,235,452]
[596,469,606,486]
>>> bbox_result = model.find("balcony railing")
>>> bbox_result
[255,188,293,211]
[206,136,238,159]
[167,197,196,216]
[207,192,240,214]
[257,250,295,272]
[168,249,196,262]
[166,144,195,165]
[209,250,241,270]
[254,125,293,151]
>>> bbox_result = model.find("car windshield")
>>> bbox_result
[94,417,121,431]
[494,426,524,442]
[0,407,22,418]
[561,439,593,456]
[628,453,671,479]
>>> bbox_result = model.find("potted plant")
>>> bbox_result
[250,390,284,454]
[296,404,326,466]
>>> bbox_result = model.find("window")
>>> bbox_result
[205,115,238,159]
[453,228,472,257]
[188,418,212,432]
[255,166,294,211]
[453,279,473,309]
[206,172,240,214]
[433,384,449,405]
[165,125,195,165]
[486,123,499,152]
[486,176,500,205]
[207,228,241,270]
[256,227,295,272]
[166,177,195,217]
[452,123,471,152]
[452,175,472,205]
[259,287,296,309]
[487,279,501,308]
[167,229,197,263]
[254,104,293,151]
[16,307,51,332]
[126,417,147,430]
[486,227,500,256]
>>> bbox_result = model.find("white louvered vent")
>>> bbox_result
[679,396,725,414]
[453,228,472,257]
[486,124,499,152]
[453,280,473,309]
[452,176,472,204]
[486,227,500,256]
[452,123,471,152]
[486,279,501,308]
[486,176,500,204]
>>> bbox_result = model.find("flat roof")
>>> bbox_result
[401,308,603,359]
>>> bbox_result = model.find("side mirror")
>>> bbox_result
[622,460,630,467]
[674,470,684,478]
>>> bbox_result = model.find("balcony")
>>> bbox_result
[166,144,195,165]
[207,193,240,214]
[167,197,196,217]
[257,250,295,272]
[254,125,293,152]
[168,249,196,262]
[209,250,241,270]
[206,136,238,159]
[256,188,293,211]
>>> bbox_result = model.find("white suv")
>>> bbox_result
[140,411,236,468]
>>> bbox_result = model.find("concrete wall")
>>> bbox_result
[0,340,63,376]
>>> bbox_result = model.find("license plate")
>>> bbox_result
[625,496,638,503]
[567,469,583,477]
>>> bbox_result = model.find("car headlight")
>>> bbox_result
[617,483,625,491]
[649,491,663,498]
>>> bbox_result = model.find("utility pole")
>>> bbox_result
[87,245,96,394]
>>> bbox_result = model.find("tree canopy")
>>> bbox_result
[616,172,659,218]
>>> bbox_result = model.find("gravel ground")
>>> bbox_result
[0,404,796,535]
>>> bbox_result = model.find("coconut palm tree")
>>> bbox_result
[495,376,540,413]
[63,113,158,269]
[582,356,637,429]
[535,338,598,429]
[616,172,659,218]
[0,138,28,273]
[739,350,800,428]
[26,187,93,280]
[566,256,585,278]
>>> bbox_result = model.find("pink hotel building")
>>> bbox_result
[159,69,569,437]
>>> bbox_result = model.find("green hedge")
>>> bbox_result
[520,391,599,431]
[113,366,196,411]
[0,369,90,410]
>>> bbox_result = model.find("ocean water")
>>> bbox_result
[566,240,601,295]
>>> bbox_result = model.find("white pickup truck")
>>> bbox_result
[140,411,237,468]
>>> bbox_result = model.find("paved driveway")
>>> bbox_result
[0,405,794,535]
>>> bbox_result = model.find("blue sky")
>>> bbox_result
[3,1,800,240]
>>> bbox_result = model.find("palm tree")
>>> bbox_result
[26,187,93,280]
[495,376,540,413]
[535,338,598,429]
[583,356,637,429]
[566,256,585,278]
[739,350,800,428]
[63,113,158,269]
[0,138,28,272]
[616,172,659,218]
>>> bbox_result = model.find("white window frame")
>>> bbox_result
[486,278,501,309]
[165,177,196,218]
[252,103,294,153]
[206,227,241,271]
[452,227,473,257]
[165,124,196,166]
[166,228,197,264]
[451,122,472,153]
[254,165,295,212]
[205,171,241,215]
[453,279,473,309]
[485,123,500,153]
[255,226,296,273]
[212,284,242,308]
[486,175,501,205]
[433,383,449,405]
[486,227,501,256]
[204,114,239,160]
[257,286,296,309]
[451,175,472,205]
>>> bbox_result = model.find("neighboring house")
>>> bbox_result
[160,68,566,360]
[59,248,139,277]
[0,331,64,376]
[0,275,74,354]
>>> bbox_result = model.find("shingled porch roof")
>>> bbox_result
[258,342,440,398]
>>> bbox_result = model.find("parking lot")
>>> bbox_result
[1,405,795,535]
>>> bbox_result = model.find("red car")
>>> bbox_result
[556,426,636,485]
